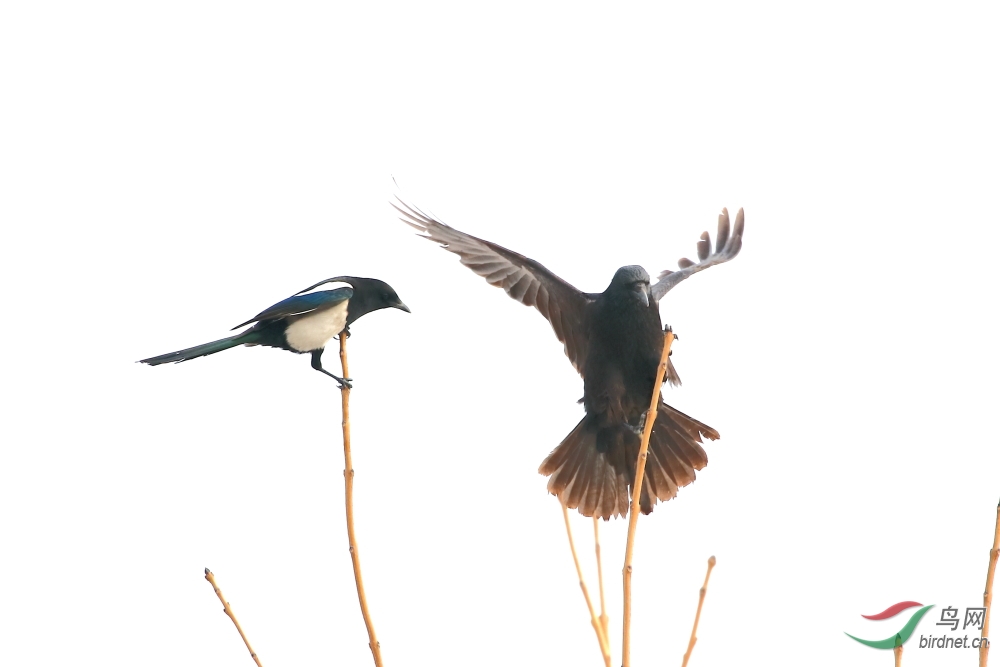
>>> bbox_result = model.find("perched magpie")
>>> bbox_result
[395,199,744,519]
[139,276,409,387]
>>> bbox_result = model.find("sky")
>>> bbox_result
[2,2,999,666]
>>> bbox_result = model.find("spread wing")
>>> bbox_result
[394,198,594,375]
[230,286,353,330]
[651,207,745,302]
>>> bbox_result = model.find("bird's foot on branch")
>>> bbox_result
[628,410,651,434]
[315,367,353,389]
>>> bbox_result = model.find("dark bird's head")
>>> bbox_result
[609,265,651,307]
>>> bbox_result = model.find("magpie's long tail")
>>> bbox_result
[139,331,261,366]
[538,402,718,520]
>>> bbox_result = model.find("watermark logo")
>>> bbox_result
[845,601,990,650]
[845,601,934,648]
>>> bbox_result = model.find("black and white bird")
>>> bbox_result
[395,199,743,519]
[140,276,409,387]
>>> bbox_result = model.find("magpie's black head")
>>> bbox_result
[609,265,651,307]
[340,276,411,316]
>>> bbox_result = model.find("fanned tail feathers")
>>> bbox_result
[539,402,717,519]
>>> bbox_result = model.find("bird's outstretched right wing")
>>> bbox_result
[394,198,595,376]
[651,208,745,302]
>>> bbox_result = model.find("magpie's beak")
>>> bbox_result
[395,301,411,313]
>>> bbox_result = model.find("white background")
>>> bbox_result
[2,2,998,666]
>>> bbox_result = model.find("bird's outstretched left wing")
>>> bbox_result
[651,208,745,302]
[394,198,595,375]
[230,287,353,330]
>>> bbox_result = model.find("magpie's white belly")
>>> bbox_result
[284,301,348,352]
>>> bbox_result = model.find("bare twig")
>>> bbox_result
[594,516,609,639]
[562,505,612,666]
[622,329,675,667]
[981,498,1000,667]
[681,556,716,667]
[339,335,384,667]
[204,568,264,667]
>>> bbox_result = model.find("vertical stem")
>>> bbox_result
[681,556,716,667]
[339,335,384,667]
[594,516,609,639]
[622,329,675,667]
[562,505,612,666]
[894,643,903,667]
[981,498,1000,667]
[204,568,264,667]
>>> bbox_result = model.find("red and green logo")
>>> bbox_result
[845,601,935,648]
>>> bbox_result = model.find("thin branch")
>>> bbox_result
[894,642,903,667]
[681,556,716,667]
[339,335,384,667]
[981,498,1000,667]
[204,568,264,667]
[594,516,609,639]
[562,505,612,666]
[622,329,675,667]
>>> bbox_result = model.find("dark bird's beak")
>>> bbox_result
[395,302,411,313]
[634,284,650,308]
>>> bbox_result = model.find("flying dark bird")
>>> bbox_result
[395,199,743,519]
[140,276,410,387]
